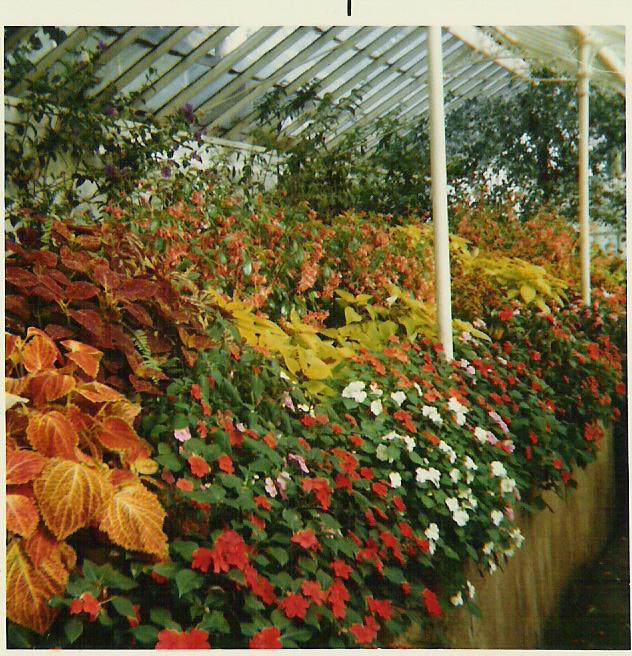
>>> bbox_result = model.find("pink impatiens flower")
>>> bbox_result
[174,427,192,442]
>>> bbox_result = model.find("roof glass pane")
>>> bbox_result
[256,30,321,78]
[314,48,357,80]
[336,26,363,40]
[371,27,417,57]
[143,61,208,112]
[354,27,389,49]
[174,27,220,57]
[229,28,290,71]
[188,72,236,109]
[119,51,182,96]
[279,44,339,84]
[319,57,380,94]
[142,26,175,46]
[91,42,150,94]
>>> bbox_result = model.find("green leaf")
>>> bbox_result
[82,559,100,582]
[131,625,159,644]
[282,626,313,644]
[155,453,182,472]
[64,617,83,644]
[171,540,199,561]
[268,547,289,566]
[270,609,291,630]
[299,556,317,574]
[384,567,406,584]
[270,571,294,591]
[110,596,136,618]
[176,569,203,597]
[150,607,181,630]
[153,562,179,579]
[198,610,231,634]
[282,508,302,531]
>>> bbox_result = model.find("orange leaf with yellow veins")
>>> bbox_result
[7,494,40,538]
[6,375,29,396]
[21,334,58,373]
[75,381,125,403]
[34,458,114,541]
[28,371,76,405]
[60,340,103,378]
[107,400,142,425]
[24,525,60,566]
[26,410,79,459]
[95,417,152,463]
[6,540,69,634]
[99,484,168,559]
[7,449,48,484]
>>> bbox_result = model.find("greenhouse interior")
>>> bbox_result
[3,24,628,649]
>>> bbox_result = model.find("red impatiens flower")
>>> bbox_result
[244,565,277,605]
[190,384,202,400]
[393,409,416,433]
[209,529,249,573]
[301,580,326,605]
[127,604,141,628]
[291,529,319,551]
[155,628,210,649]
[349,434,364,446]
[331,559,352,580]
[332,423,343,434]
[249,627,282,649]
[350,615,380,645]
[263,432,277,449]
[254,495,272,510]
[191,547,214,573]
[217,454,234,474]
[279,593,310,620]
[188,454,210,478]
[423,588,442,617]
[393,496,406,512]
[498,307,514,322]
[552,459,563,470]
[372,481,388,498]
[196,421,208,438]
[301,478,332,511]
[335,474,353,493]
[151,570,169,585]
[250,514,266,530]
[367,597,392,620]
[69,592,101,622]
[360,467,374,480]
[176,478,194,492]
[328,578,350,619]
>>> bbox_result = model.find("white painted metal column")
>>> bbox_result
[578,35,591,305]
[427,26,454,360]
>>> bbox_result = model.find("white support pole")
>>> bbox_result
[427,26,454,360]
[578,36,591,306]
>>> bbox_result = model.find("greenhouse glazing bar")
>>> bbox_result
[578,34,591,305]
[427,26,454,361]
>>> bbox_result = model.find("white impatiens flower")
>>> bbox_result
[467,580,476,599]
[389,472,402,488]
[390,390,407,406]
[491,509,504,526]
[453,509,469,526]
[438,441,457,464]
[370,399,383,416]
[501,477,517,494]
[474,427,488,444]
[342,381,367,403]
[448,397,469,426]
[449,468,461,483]
[402,435,416,452]
[450,591,464,606]
[510,527,525,548]
[425,523,440,542]
[489,560,498,574]
[369,382,383,397]
[376,444,391,462]
[416,467,441,488]
[422,405,443,426]
[445,497,460,512]
[464,456,478,471]
[490,461,507,478]
[482,541,495,555]
[382,431,401,441]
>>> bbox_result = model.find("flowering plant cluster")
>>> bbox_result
[5,188,626,648]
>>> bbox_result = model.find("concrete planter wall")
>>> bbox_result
[438,427,616,648]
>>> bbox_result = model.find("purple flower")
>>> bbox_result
[97,40,107,52]
[103,164,117,179]
[161,166,172,179]
[104,106,117,117]
[180,103,195,123]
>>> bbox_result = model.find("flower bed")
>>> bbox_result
[5,198,626,649]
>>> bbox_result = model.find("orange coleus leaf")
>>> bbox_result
[60,340,103,378]
[65,281,100,301]
[109,468,138,488]
[69,309,104,337]
[26,410,79,459]
[106,400,142,425]
[21,334,59,373]
[95,417,151,463]
[28,371,76,405]
[66,404,94,434]
[99,483,168,559]
[75,381,125,403]
[7,494,40,538]
[6,449,48,484]
[24,525,60,567]
[6,332,21,359]
[6,540,70,634]
[33,458,114,541]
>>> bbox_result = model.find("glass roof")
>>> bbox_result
[4,25,625,146]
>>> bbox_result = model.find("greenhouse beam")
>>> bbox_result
[577,33,591,306]
[427,26,454,361]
